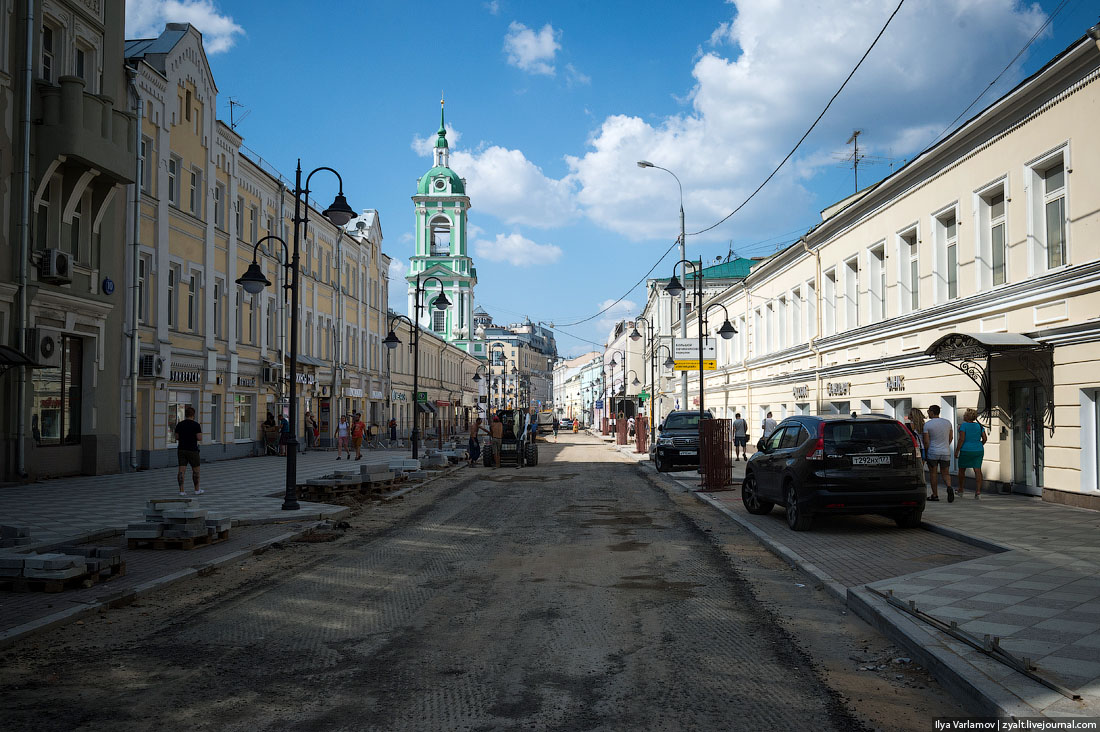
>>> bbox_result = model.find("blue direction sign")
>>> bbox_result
[594,399,604,410]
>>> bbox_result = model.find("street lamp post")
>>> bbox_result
[638,160,687,410]
[236,162,355,511]
[382,274,450,460]
[608,349,625,424]
[664,260,735,467]
[630,316,659,448]
[486,343,506,412]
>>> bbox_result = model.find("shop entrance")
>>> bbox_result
[1010,382,1045,496]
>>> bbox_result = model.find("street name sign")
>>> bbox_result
[673,337,717,371]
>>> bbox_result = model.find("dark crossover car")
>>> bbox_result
[651,410,713,472]
[741,415,925,531]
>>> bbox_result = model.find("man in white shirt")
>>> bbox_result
[732,413,749,461]
[923,404,954,502]
[761,412,778,438]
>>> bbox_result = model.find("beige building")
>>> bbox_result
[1,0,134,479]
[640,29,1100,508]
[123,24,391,467]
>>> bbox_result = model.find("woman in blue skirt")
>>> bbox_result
[955,408,988,500]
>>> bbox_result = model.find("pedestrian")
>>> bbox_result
[336,415,350,460]
[956,408,988,499]
[490,415,503,468]
[388,417,398,443]
[174,406,203,496]
[628,415,636,439]
[906,407,929,496]
[923,404,954,502]
[468,417,488,466]
[369,422,380,448]
[552,416,560,438]
[278,413,290,456]
[352,415,365,460]
[732,412,749,461]
[762,411,777,438]
[262,412,279,456]
[572,418,579,434]
[304,411,318,452]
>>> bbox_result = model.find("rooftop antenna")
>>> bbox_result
[228,98,250,131]
[846,129,863,193]
[833,130,901,193]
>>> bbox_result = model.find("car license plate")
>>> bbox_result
[501,444,516,452]
[680,450,697,456]
[851,455,890,466]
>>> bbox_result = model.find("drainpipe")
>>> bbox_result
[15,0,35,479]
[126,64,142,470]
[801,237,823,412]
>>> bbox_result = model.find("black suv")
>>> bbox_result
[742,415,925,531]
[651,410,712,472]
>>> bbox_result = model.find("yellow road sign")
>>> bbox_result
[674,360,717,371]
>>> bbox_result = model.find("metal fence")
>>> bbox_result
[700,418,734,490]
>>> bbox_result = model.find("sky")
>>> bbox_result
[125,0,1100,357]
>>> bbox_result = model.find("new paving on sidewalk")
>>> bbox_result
[607,439,1100,718]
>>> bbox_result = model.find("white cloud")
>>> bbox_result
[484,1,501,15]
[472,232,562,267]
[452,146,577,227]
[388,259,407,280]
[503,22,560,76]
[126,0,244,54]
[566,0,1047,241]
[410,125,462,157]
[565,63,591,87]
[595,298,639,336]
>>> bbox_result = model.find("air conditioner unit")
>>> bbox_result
[27,328,62,368]
[139,354,164,378]
[38,249,73,285]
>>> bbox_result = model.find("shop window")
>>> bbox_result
[31,335,82,446]
[234,395,254,440]
[210,394,220,443]
[167,391,195,444]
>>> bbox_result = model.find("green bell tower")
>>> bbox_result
[407,98,480,357]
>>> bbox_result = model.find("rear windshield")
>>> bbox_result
[664,414,708,429]
[825,421,907,448]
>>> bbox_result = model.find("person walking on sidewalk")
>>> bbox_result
[388,417,398,443]
[336,416,350,460]
[906,408,930,497]
[304,411,318,452]
[552,416,559,439]
[351,415,366,460]
[956,408,988,499]
[278,413,290,456]
[468,417,488,466]
[174,406,203,496]
[732,413,749,461]
[923,405,954,502]
[761,412,777,438]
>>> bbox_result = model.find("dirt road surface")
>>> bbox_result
[1,433,966,730]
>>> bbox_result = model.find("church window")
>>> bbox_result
[433,308,446,333]
[430,216,450,255]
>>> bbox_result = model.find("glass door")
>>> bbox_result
[1010,383,1044,495]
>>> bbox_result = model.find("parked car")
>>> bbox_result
[651,410,713,472]
[741,414,925,531]
[559,418,573,430]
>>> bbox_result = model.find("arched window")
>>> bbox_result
[430,216,450,256]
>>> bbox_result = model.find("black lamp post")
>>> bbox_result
[608,349,625,425]
[382,273,450,460]
[486,342,507,412]
[236,162,354,511]
[630,315,663,447]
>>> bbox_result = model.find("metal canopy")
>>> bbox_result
[0,345,38,376]
[416,401,437,415]
[925,332,1054,435]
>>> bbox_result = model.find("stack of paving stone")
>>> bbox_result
[53,545,126,578]
[1,525,34,548]
[359,465,396,494]
[126,498,232,548]
[297,473,361,502]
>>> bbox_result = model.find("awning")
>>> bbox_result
[292,354,327,368]
[416,401,437,415]
[925,332,1054,434]
[0,345,37,367]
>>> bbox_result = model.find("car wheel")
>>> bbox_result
[785,482,812,531]
[654,453,665,473]
[895,509,923,529]
[742,473,774,515]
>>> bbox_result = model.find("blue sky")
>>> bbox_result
[126,0,1100,357]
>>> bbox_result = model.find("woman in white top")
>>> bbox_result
[336,416,350,460]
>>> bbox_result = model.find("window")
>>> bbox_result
[31,335,82,446]
[139,138,151,192]
[35,182,51,249]
[977,185,1007,289]
[185,89,192,121]
[41,24,56,81]
[167,156,180,207]
[266,299,275,348]
[823,269,837,336]
[247,296,255,344]
[844,257,859,329]
[868,244,885,323]
[897,227,919,313]
[233,395,254,440]
[430,216,450,255]
[213,280,222,337]
[235,196,244,237]
[235,290,242,340]
[1037,159,1067,269]
[805,281,816,340]
[753,307,764,354]
[990,192,1006,285]
[189,168,202,216]
[433,308,446,333]
[209,394,220,443]
[187,275,197,331]
[791,288,802,345]
[137,257,147,323]
[167,267,177,327]
[68,199,81,258]
[214,182,225,229]
[250,205,259,243]
[936,210,959,301]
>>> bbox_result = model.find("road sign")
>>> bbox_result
[638,391,649,400]
[673,338,716,360]
[674,359,717,371]
[594,399,604,409]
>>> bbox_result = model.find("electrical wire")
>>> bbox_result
[688,0,906,237]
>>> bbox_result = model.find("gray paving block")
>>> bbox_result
[94,546,122,559]
[163,528,207,538]
[125,529,163,539]
[1,525,31,538]
[23,565,86,580]
[147,498,197,511]
[162,508,207,520]
[0,556,27,569]
[0,537,34,547]
[24,553,81,571]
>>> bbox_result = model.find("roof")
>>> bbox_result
[925,332,1046,359]
[685,257,756,280]
[417,166,465,195]
[124,23,190,71]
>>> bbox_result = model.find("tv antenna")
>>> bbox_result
[833,129,903,193]
[228,98,250,131]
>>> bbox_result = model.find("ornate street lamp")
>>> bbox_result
[236,162,353,511]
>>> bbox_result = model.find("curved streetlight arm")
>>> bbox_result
[637,162,684,234]
[249,235,290,265]
[703,302,731,328]
[387,313,414,333]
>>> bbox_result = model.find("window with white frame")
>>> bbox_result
[168,157,180,207]
[236,290,243,340]
[823,269,837,336]
[776,297,787,350]
[235,196,243,237]
[433,308,446,333]
[790,288,802,345]
[187,274,197,331]
[1027,153,1067,272]
[844,256,859,329]
[41,22,57,81]
[68,198,82,258]
[35,179,52,249]
[167,266,178,328]
[897,227,919,313]
[213,279,223,337]
[976,183,1007,289]
[233,395,253,440]
[868,243,886,323]
[753,307,763,354]
[805,281,816,339]
[214,182,225,229]
[250,205,259,243]
[266,299,275,348]
[139,137,151,192]
[189,168,202,216]
[137,256,148,323]
[935,208,959,302]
